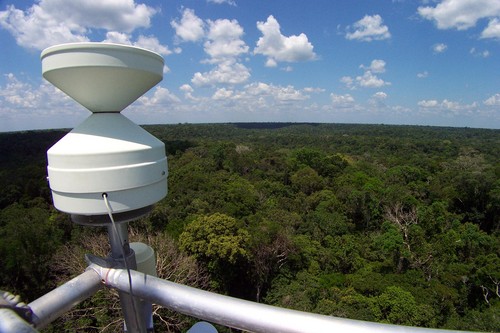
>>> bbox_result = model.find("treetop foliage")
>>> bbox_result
[0,123,499,331]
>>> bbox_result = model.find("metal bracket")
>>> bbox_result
[0,291,33,323]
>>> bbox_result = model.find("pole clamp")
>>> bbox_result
[0,290,33,323]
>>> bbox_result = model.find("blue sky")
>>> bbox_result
[0,0,499,132]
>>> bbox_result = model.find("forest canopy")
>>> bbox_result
[0,123,499,332]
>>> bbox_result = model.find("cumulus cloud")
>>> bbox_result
[304,87,326,93]
[372,92,388,100]
[418,100,440,108]
[208,0,236,5]
[138,86,180,106]
[191,60,250,86]
[103,32,172,57]
[171,8,205,43]
[484,93,500,106]
[418,98,479,115]
[481,18,500,39]
[470,47,490,58]
[345,14,391,41]
[204,18,249,62]
[342,59,390,89]
[236,82,310,102]
[0,72,89,131]
[135,35,172,56]
[417,71,429,78]
[340,76,355,90]
[0,0,157,50]
[171,9,251,86]
[433,43,448,53]
[254,15,316,66]
[357,71,390,88]
[369,92,388,108]
[360,59,386,73]
[179,84,196,100]
[331,93,355,107]
[418,0,500,38]
[213,88,234,100]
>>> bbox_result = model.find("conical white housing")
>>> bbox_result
[47,113,168,217]
[41,43,164,112]
[42,43,168,221]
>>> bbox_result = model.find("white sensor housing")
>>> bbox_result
[41,43,167,221]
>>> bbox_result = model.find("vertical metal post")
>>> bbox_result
[107,223,147,333]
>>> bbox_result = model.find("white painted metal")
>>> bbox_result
[28,269,102,329]
[93,265,472,333]
[130,242,157,277]
[47,113,167,215]
[42,43,167,217]
[41,43,163,113]
[0,309,39,333]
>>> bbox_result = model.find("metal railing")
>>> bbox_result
[2,263,475,333]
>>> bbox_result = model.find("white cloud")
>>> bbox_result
[179,84,196,100]
[101,32,171,71]
[340,76,355,90]
[254,15,316,66]
[369,92,388,108]
[484,93,500,106]
[0,73,88,131]
[304,87,325,93]
[239,82,310,102]
[417,98,479,115]
[180,84,194,93]
[345,14,391,41]
[171,8,205,43]
[433,43,448,53]
[191,59,251,86]
[138,86,180,106]
[204,19,249,62]
[213,88,234,100]
[357,71,390,88]
[208,0,236,6]
[135,35,172,56]
[417,71,429,78]
[0,0,156,50]
[103,31,132,44]
[331,93,355,107]
[361,59,386,73]
[418,100,440,108]
[418,0,500,35]
[172,10,250,86]
[470,47,491,58]
[372,92,388,100]
[275,86,310,101]
[343,59,390,89]
[481,18,500,39]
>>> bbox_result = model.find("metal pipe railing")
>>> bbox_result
[28,268,102,329]
[0,309,39,333]
[91,264,471,333]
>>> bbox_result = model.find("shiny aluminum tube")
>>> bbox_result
[28,269,102,329]
[93,265,470,333]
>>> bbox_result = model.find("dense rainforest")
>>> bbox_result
[0,123,499,332]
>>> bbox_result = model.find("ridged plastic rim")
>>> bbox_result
[40,42,163,63]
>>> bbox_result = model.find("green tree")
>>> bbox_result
[371,286,435,327]
[0,203,63,299]
[290,166,323,195]
[179,213,250,291]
